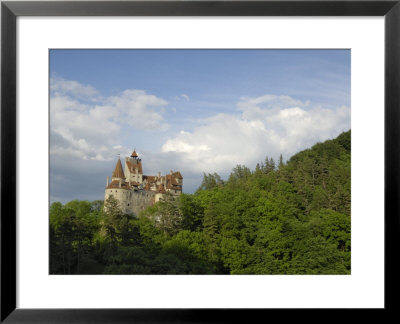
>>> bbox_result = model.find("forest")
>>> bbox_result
[50,130,351,275]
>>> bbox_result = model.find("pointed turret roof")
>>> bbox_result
[112,159,125,179]
[131,150,138,158]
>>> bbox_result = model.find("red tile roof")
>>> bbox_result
[157,183,166,194]
[126,161,143,174]
[143,175,156,183]
[131,150,138,157]
[106,180,129,190]
[173,171,183,179]
[165,174,182,190]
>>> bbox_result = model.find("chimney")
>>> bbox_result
[119,179,122,188]
[158,171,161,178]
[106,176,109,187]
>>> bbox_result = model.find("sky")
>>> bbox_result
[49,49,351,203]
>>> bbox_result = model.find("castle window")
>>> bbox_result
[128,203,130,206]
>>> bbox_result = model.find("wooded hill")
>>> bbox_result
[50,130,351,274]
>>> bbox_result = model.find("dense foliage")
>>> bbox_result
[50,130,351,274]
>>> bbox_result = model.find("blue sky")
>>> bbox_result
[49,49,350,203]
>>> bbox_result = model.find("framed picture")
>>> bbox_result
[1,0,399,322]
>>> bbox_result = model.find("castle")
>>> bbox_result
[104,150,183,216]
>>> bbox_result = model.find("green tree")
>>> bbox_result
[143,193,183,236]
[49,201,99,274]
[278,154,284,169]
[179,193,204,231]
[197,172,224,191]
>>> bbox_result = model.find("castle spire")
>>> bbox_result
[112,158,125,179]
[131,149,138,158]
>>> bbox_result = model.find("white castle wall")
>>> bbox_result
[129,190,155,216]
[104,188,131,215]
[155,193,164,202]
[105,188,155,217]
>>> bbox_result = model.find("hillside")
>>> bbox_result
[50,130,351,275]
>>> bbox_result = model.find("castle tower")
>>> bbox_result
[104,158,130,214]
[165,170,183,195]
[112,158,125,181]
[124,149,143,184]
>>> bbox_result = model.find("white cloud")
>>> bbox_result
[181,94,190,101]
[238,94,309,111]
[50,79,169,161]
[50,77,99,100]
[174,94,190,102]
[162,94,350,174]
[107,89,168,130]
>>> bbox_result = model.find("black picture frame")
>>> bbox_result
[1,0,399,322]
